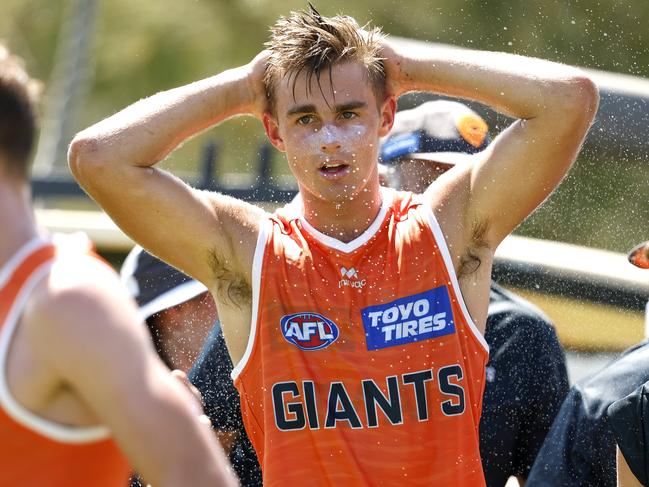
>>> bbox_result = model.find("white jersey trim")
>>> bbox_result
[231,219,270,380]
[420,206,490,354]
[0,236,47,290]
[294,187,394,254]
[0,246,110,443]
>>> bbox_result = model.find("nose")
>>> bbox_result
[319,124,342,153]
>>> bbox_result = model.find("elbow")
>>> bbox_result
[559,73,600,124]
[67,133,107,186]
[572,74,599,119]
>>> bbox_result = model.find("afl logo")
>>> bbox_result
[280,312,340,351]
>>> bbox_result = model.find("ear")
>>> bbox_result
[262,112,286,152]
[378,95,397,138]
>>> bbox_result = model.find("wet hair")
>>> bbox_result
[264,4,387,113]
[0,43,40,180]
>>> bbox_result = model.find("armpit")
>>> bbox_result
[458,218,491,278]
[208,248,251,307]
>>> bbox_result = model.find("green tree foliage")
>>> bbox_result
[1,0,647,250]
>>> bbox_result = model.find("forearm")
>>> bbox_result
[70,65,254,169]
[617,447,643,487]
[122,367,237,487]
[390,42,594,120]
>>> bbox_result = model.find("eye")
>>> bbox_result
[340,111,357,120]
[297,115,315,125]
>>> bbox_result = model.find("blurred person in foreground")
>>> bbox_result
[607,241,649,487]
[0,44,235,486]
[69,5,597,485]
[379,100,570,487]
[121,247,261,486]
[527,241,649,487]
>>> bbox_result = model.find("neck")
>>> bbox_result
[0,181,39,266]
[300,181,384,243]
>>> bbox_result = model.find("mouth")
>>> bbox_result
[318,161,351,179]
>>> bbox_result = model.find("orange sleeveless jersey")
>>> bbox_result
[0,237,131,487]
[233,189,490,486]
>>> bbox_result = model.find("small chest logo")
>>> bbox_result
[338,266,366,289]
[280,312,340,351]
[340,267,358,278]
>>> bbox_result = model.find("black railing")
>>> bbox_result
[32,141,297,203]
[494,261,648,312]
[31,140,649,313]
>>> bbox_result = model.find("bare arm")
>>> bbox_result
[617,446,643,487]
[68,53,270,287]
[384,40,599,248]
[23,259,237,487]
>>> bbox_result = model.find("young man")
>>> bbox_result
[69,7,598,485]
[379,100,570,487]
[0,44,235,486]
[189,100,571,487]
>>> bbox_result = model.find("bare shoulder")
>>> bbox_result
[21,253,146,356]
[201,190,270,287]
[202,189,269,246]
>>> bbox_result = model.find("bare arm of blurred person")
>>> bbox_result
[616,447,643,487]
[383,40,599,333]
[19,256,236,487]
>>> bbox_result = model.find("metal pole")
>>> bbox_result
[32,0,98,177]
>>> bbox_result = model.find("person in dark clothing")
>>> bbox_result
[526,340,649,487]
[190,326,262,487]
[606,241,649,487]
[121,245,215,373]
[527,241,649,487]
[481,283,570,486]
[608,381,649,487]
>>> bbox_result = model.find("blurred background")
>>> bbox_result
[1,0,647,357]
[3,0,648,248]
